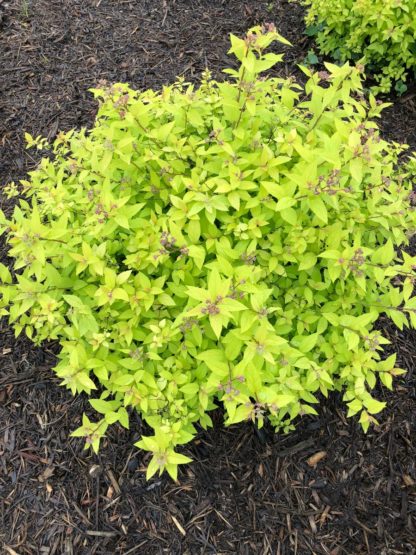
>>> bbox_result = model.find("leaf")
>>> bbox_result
[186,286,208,302]
[225,403,251,425]
[146,457,160,480]
[118,407,129,429]
[275,394,295,407]
[275,197,297,211]
[350,159,363,183]
[63,295,85,310]
[280,207,297,225]
[115,214,130,229]
[197,349,228,376]
[306,50,319,65]
[242,51,256,73]
[224,337,242,361]
[229,33,246,61]
[308,196,328,224]
[208,269,223,297]
[298,253,317,271]
[403,474,415,487]
[363,397,386,415]
[307,451,327,467]
[167,452,193,465]
[319,250,340,260]
[343,329,360,351]
[90,399,114,414]
[77,373,97,390]
[188,245,205,269]
[180,383,199,396]
[105,411,120,424]
[93,366,108,381]
[209,314,223,339]
[228,191,240,210]
[135,436,159,452]
[395,80,407,96]
[372,240,395,265]
[187,219,201,243]
[297,333,319,353]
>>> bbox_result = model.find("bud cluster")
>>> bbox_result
[348,248,365,276]
[241,251,257,265]
[201,296,222,315]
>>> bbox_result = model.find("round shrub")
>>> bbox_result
[300,0,416,94]
[1,26,416,480]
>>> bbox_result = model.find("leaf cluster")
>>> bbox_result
[300,0,416,93]
[1,25,416,480]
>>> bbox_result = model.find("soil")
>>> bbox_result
[0,1,416,554]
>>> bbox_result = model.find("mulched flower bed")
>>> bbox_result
[0,1,415,553]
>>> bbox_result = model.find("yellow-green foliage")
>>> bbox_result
[302,0,416,93]
[1,26,416,480]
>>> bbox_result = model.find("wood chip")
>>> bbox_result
[89,464,102,479]
[171,515,186,536]
[308,515,317,534]
[319,505,331,526]
[85,530,117,537]
[106,469,121,495]
[403,474,415,487]
[307,451,327,467]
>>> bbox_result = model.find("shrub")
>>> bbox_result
[300,0,416,93]
[1,25,416,480]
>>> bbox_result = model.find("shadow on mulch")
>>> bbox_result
[0,1,415,554]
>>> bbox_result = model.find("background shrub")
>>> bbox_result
[300,0,416,94]
[1,26,416,480]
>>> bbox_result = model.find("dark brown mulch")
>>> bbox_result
[0,1,416,554]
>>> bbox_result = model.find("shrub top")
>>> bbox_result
[301,0,416,94]
[1,25,416,480]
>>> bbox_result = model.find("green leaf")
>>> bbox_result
[115,214,130,229]
[372,240,395,265]
[229,33,246,61]
[186,286,209,302]
[363,397,386,415]
[280,207,297,225]
[297,333,319,353]
[113,288,129,302]
[77,373,97,390]
[306,50,319,65]
[209,314,223,339]
[343,329,360,351]
[308,196,328,224]
[298,253,317,271]
[197,350,228,376]
[167,452,193,465]
[118,407,129,429]
[275,197,297,211]
[90,399,115,414]
[188,245,205,269]
[208,269,224,297]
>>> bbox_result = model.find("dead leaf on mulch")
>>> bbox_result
[307,451,327,467]
[38,466,55,482]
[403,474,415,487]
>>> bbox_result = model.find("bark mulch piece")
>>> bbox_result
[1,1,416,554]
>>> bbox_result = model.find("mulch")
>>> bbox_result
[0,1,416,554]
